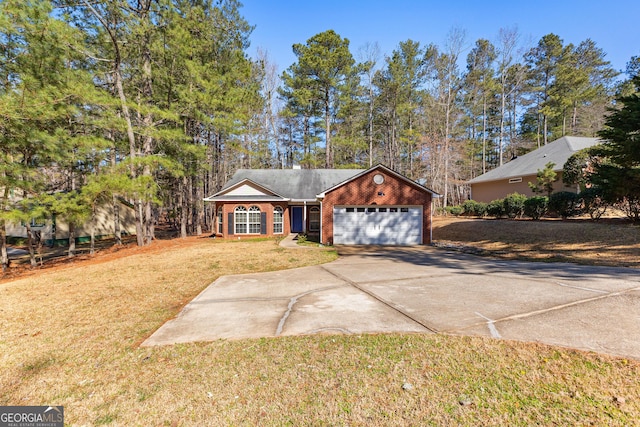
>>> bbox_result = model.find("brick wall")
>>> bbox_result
[215,202,290,239]
[320,169,433,245]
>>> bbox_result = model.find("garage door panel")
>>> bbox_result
[333,206,422,245]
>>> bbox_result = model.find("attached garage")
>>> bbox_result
[206,164,438,246]
[333,206,423,245]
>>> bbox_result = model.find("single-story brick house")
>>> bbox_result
[204,164,439,245]
[467,136,600,203]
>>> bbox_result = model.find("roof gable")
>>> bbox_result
[224,180,278,197]
[467,136,600,185]
[317,164,439,197]
[204,178,289,202]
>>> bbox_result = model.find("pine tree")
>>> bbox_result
[281,30,355,168]
[528,162,557,197]
[464,38,497,174]
[0,0,103,269]
[591,73,640,220]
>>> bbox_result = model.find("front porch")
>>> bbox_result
[288,204,320,241]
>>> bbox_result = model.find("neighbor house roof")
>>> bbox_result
[467,136,600,185]
[207,168,365,201]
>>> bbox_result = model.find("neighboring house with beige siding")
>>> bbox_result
[5,199,137,246]
[467,136,600,203]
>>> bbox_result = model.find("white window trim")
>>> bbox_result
[273,206,283,234]
[234,206,248,234]
[248,206,261,234]
[309,206,320,232]
[217,206,223,234]
[234,205,262,234]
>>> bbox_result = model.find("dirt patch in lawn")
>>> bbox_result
[433,216,640,268]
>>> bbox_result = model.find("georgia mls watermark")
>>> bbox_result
[0,406,63,427]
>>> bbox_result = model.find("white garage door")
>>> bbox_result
[333,206,423,245]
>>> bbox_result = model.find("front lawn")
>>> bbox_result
[1,231,639,425]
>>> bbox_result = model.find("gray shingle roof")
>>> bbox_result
[467,136,601,184]
[217,169,365,200]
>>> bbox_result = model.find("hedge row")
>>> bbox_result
[444,190,608,220]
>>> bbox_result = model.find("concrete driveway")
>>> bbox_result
[143,247,640,360]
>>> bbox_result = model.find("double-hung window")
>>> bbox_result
[217,206,223,234]
[309,207,320,232]
[273,206,283,234]
[248,206,261,234]
[234,206,248,234]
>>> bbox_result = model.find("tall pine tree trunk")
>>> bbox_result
[195,176,203,235]
[83,0,142,245]
[499,81,507,166]
[1,220,8,273]
[68,223,76,258]
[140,3,155,245]
[482,95,487,174]
[325,95,332,168]
[90,208,96,255]
[180,177,188,238]
[26,224,36,267]
[112,195,121,246]
[109,134,122,246]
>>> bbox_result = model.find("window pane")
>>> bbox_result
[346,207,354,212]
[273,207,283,234]
[248,206,261,234]
[356,207,365,212]
[309,207,320,231]
[400,207,409,212]
[235,206,248,234]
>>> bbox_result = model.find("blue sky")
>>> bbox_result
[240,0,639,76]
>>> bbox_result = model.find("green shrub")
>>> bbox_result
[462,200,487,217]
[503,192,527,218]
[579,187,608,220]
[524,196,548,220]
[446,205,463,216]
[473,202,488,217]
[486,199,504,218]
[548,191,582,219]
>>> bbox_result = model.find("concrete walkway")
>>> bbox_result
[278,233,304,249]
[143,246,640,360]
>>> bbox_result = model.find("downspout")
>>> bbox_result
[319,202,323,244]
[430,198,433,245]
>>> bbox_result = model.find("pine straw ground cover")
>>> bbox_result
[0,225,639,425]
[432,216,640,267]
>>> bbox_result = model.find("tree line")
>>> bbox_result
[0,0,638,270]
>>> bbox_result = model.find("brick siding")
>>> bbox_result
[320,169,432,245]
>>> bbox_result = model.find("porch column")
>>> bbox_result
[303,201,307,233]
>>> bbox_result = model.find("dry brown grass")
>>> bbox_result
[1,231,640,425]
[433,216,640,267]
